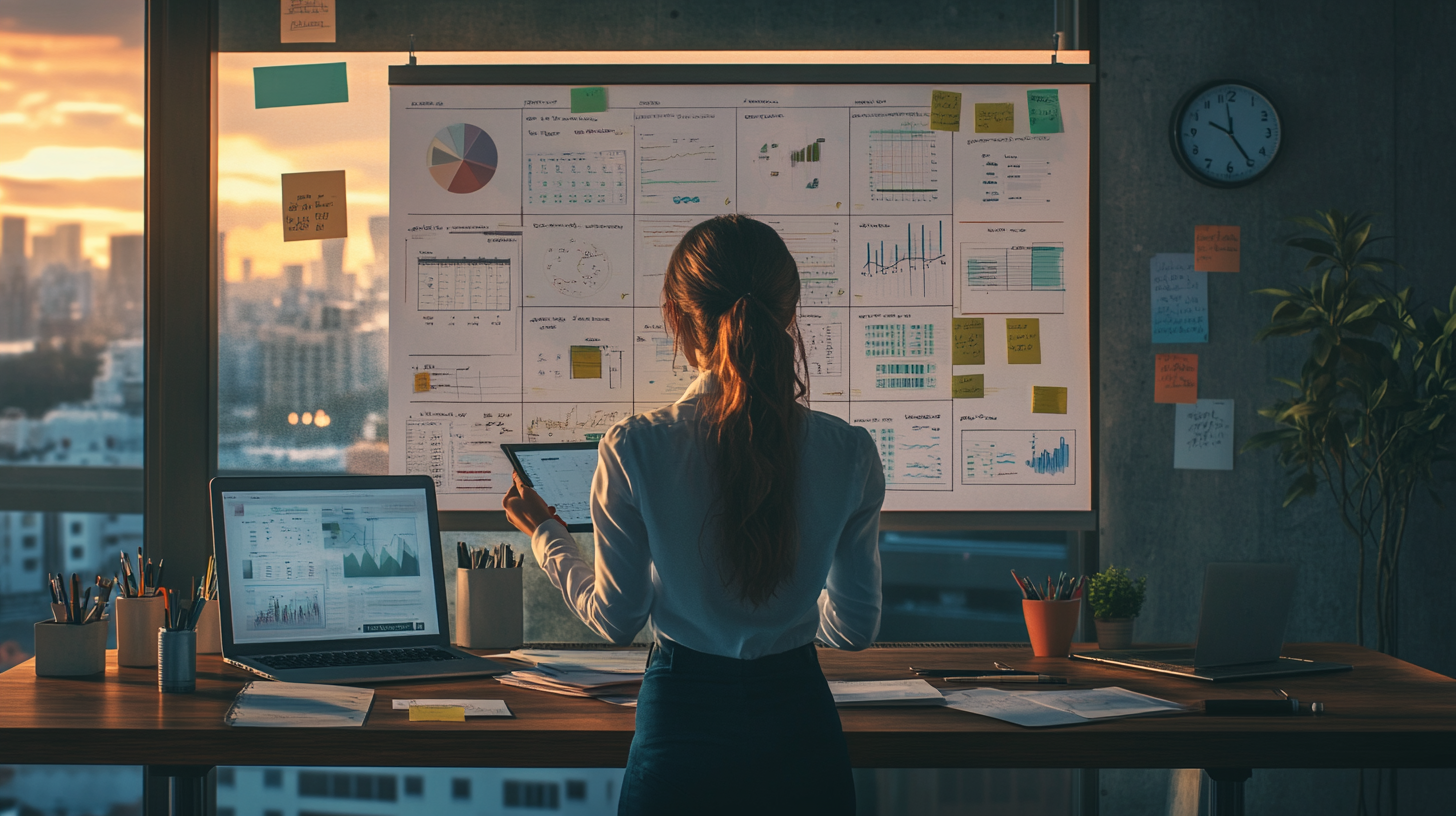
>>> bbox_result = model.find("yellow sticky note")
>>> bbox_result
[1194,225,1240,272]
[952,374,985,399]
[1031,386,1068,414]
[930,90,962,132]
[952,318,985,365]
[409,705,465,722]
[281,170,347,242]
[1006,318,1041,364]
[413,372,431,393]
[975,103,1015,133]
[570,345,602,379]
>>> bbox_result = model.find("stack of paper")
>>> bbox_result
[224,681,374,728]
[496,669,643,701]
[500,649,649,674]
[944,686,1189,728]
[391,699,513,717]
[828,679,946,707]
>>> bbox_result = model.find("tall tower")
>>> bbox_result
[108,235,145,335]
[0,216,27,339]
[321,238,345,299]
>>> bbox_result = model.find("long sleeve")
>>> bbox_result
[816,430,885,650]
[530,424,654,645]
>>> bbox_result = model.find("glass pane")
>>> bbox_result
[0,766,142,816]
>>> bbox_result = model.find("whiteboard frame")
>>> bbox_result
[389,62,1098,532]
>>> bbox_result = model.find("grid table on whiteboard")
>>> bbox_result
[417,257,513,311]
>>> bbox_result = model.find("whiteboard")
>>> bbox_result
[388,81,1090,512]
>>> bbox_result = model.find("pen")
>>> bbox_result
[911,667,1036,677]
[944,675,1068,684]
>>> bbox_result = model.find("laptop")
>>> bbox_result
[500,442,599,532]
[1070,563,1352,682]
[209,475,513,684]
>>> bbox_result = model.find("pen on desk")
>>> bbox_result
[913,668,1036,678]
[945,675,1068,684]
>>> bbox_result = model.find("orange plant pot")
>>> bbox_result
[1022,599,1082,657]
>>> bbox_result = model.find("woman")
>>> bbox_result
[504,214,884,815]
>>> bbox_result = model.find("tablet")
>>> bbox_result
[500,442,600,532]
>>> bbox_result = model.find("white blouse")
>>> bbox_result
[530,373,885,660]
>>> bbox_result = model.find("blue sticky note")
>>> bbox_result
[1174,399,1235,470]
[254,62,349,109]
[1150,253,1208,343]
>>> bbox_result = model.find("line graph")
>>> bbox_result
[638,138,720,204]
[244,586,325,631]
[856,408,950,490]
[960,430,1076,485]
[856,220,951,305]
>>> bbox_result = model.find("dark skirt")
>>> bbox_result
[618,639,855,816]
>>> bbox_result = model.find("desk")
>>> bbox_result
[2,643,1452,816]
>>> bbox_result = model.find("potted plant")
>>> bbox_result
[1087,565,1146,650]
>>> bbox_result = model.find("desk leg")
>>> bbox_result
[1203,768,1251,816]
[143,765,216,816]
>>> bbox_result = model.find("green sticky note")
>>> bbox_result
[952,374,985,399]
[253,62,349,109]
[1028,89,1063,134]
[571,86,608,113]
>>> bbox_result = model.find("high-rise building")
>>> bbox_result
[367,215,388,292]
[218,231,228,330]
[258,303,384,420]
[322,238,345,299]
[53,223,82,270]
[242,257,253,282]
[0,216,28,339]
[108,234,144,334]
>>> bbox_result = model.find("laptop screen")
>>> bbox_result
[219,487,441,646]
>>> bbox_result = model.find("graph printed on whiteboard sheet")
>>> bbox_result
[972,151,1053,206]
[960,430,1075,485]
[961,241,1065,314]
[760,217,849,308]
[854,219,952,306]
[524,403,632,443]
[408,357,520,402]
[404,409,520,495]
[525,151,629,207]
[852,404,952,490]
[636,111,734,211]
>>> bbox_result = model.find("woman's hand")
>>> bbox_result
[503,472,563,535]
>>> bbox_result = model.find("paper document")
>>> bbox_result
[1009,686,1188,720]
[829,679,945,707]
[944,688,1086,727]
[392,699,513,717]
[225,681,373,727]
[504,649,650,674]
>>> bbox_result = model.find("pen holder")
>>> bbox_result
[115,595,166,667]
[1022,598,1082,658]
[194,601,221,654]
[33,619,108,677]
[158,628,196,693]
[455,567,524,650]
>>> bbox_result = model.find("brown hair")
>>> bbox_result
[662,215,807,607]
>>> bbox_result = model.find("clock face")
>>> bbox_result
[1171,81,1282,187]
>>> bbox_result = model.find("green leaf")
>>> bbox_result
[1281,473,1320,507]
[1287,237,1337,257]
[1241,429,1296,452]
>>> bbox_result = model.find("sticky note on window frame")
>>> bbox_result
[1006,318,1041,364]
[1027,89,1063,133]
[409,705,465,722]
[1194,225,1240,272]
[930,90,962,132]
[281,170,348,242]
[1031,386,1068,414]
[952,374,985,399]
[280,0,335,44]
[974,103,1015,133]
[254,62,349,109]
[571,87,608,113]
[1154,354,1198,404]
[952,318,985,365]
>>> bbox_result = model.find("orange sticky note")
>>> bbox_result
[1154,354,1198,403]
[413,372,431,393]
[281,169,348,242]
[1194,225,1240,272]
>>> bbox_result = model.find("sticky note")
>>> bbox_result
[974,103,1015,133]
[1154,354,1198,404]
[571,87,608,113]
[253,63,348,109]
[570,345,603,379]
[952,374,985,399]
[280,0,334,44]
[930,90,962,132]
[1194,225,1240,272]
[413,372,431,393]
[1031,386,1068,414]
[1006,318,1041,364]
[1027,89,1063,133]
[409,705,466,722]
[952,318,985,365]
[1174,399,1235,470]
[281,170,347,242]
[1150,253,1208,344]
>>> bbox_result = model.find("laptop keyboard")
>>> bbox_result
[255,647,463,671]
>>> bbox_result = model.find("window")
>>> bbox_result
[298,772,397,802]
[217,767,235,787]
[565,780,587,801]
[451,777,471,800]
[263,768,283,789]
[504,780,561,810]
[403,775,423,796]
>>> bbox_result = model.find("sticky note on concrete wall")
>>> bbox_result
[413,372,431,393]
[952,374,985,399]
[1154,354,1198,404]
[953,318,985,365]
[974,103,1015,133]
[281,170,347,242]
[1006,318,1041,364]
[570,345,603,379]
[280,0,335,43]
[254,62,348,108]
[930,90,962,131]
[571,87,608,113]
[1174,399,1235,470]
[1150,253,1208,344]
[1027,89,1063,133]
[1031,386,1068,414]
[1194,225,1240,272]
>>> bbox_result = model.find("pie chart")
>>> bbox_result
[427,123,498,194]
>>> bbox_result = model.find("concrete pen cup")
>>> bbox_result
[33,619,109,677]
[194,601,222,654]
[158,628,196,693]
[115,595,166,667]
[1022,598,1082,658]
[455,567,524,650]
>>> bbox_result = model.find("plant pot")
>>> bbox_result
[1094,617,1135,651]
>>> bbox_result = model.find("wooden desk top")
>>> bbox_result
[1,643,1451,769]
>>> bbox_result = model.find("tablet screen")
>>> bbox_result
[512,447,598,528]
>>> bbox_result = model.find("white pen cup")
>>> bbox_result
[33,619,109,677]
[115,595,166,667]
[455,567,524,650]
[194,601,222,654]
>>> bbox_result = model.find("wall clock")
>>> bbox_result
[1170,80,1283,187]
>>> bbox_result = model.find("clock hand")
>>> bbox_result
[1206,121,1231,135]
[1227,132,1253,164]
[1226,102,1233,134]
